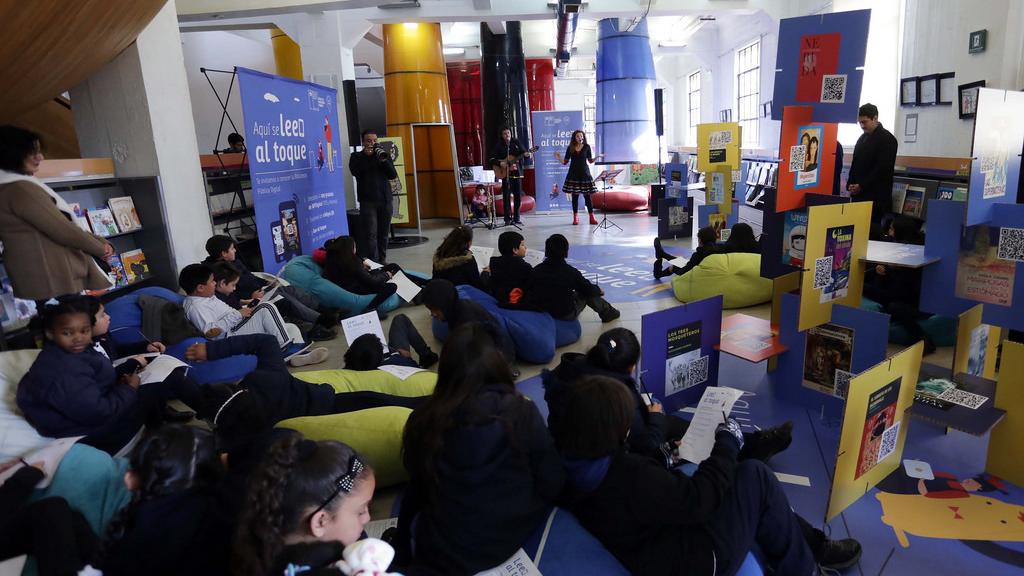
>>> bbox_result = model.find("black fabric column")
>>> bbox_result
[481,21,533,163]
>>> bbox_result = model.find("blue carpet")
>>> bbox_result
[563,243,692,304]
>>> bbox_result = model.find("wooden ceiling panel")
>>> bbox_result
[0,0,167,123]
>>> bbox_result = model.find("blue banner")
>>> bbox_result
[531,110,584,211]
[236,67,348,273]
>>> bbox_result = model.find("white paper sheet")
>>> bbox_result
[377,363,426,380]
[667,256,689,269]
[364,258,384,270]
[363,517,399,540]
[136,355,189,386]
[0,436,85,489]
[474,548,542,576]
[341,310,387,351]
[523,249,546,267]
[677,386,744,464]
[470,245,494,272]
[387,271,422,303]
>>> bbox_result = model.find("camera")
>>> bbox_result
[374,144,389,162]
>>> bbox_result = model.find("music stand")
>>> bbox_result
[593,169,624,232]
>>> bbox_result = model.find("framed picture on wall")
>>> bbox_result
[958,80,985,119]
[918,75,939,106]
[719,109,733,122]
[937,72,956,105]
[900,77,918,106]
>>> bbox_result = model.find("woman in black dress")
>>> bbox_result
[555,130,603,225]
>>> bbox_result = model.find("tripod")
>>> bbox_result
[593,169,623,233]
[493,177,523,231]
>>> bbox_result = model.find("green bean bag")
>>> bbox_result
[672,252,772,309]
[280,369,437,487]
[279,255,405,314]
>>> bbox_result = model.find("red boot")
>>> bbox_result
[589,212,599,225]
[572,212,579,225]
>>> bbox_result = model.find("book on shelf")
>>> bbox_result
[902,186,925,218]
[87,207,120,237]
[107,255,129,288]
[68,203,92,232]
[0,263,36,330]
[107,196,142,232]
[120,249,150,283]
[891,182,908,214]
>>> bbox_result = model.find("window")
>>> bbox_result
[687,70,701,145]
[584,93,596,144]
[735,39,760,147]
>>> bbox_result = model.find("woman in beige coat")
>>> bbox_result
[0,126,113,301]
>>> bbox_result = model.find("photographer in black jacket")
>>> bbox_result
[350,129,398,263]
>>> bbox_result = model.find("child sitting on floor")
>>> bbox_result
[653,225,720,279]
[343,313,438,370]
[432,225,489,291]
[487,231,533,307]
[528,234,620,322]
[16,297,205,454]
[470,185,490,219]
[233,433,385,576]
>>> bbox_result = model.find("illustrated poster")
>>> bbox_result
[665,321,705,396]
[803,323,854,395]
[781,209,808,268]
[966,88,1024,225]
[794,125,823,188]
[855,377,902,479]
[820,225,854,302]
[796,33,841,102]
[955,225,1016,306]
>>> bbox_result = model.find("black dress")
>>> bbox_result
[562,144,597,195]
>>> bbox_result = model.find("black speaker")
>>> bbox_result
[654,88,664,136]
[342,79,361,144]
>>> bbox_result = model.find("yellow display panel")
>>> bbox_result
[798,201,871,331]
[696,123,741,172]
[378,137,409,225]
[986,342,1024,485]
[827,341,924,521]
[952,304,1001,380]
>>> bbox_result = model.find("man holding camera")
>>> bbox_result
[350,129,397,263]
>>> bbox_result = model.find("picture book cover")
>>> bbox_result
[819,224,854,302]
[68,203,92,232]
[781,209,808,267]
[87,208,120,237]
[914,372,955,411]
[796,33,841,102]
[794,124,823,188]
[708,171,726,205]
[107,255,128,288]
[709,213,728,240]
[107,196,142,232]
[891,182,908,214]
[665,320,705,396]
[955,224,1016,306]
[120,249,149,283]
[902,186,925,218]
[803,323,854,395]
[855,377,902,480]
[966,324,988,377]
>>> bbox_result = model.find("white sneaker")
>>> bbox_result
[288,346,330,367]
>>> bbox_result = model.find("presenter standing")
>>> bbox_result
[350,129,397,263]
[555,130,604,225]
[489,127,532,226]
[847,103,897,238]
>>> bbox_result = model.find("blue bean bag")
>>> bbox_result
[279,255,408,315]
[860,297,956,347]
[105,286,257,384]
[521,508,630,575]
[431,285,582,364]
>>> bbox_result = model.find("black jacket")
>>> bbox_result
[432,253,487,291]
[271,541,346,576]
[542,353,666,462]
[489,138,526,178]
[848,124,898,217]
[241,370,337,424]
[0,466,44,519]
[528,257,601,318]
[203,256,266,302]
[324,256,389,296]
[350,150,398,205]
[561,436,741,576]
[672,243,723,276]
[404,384,564,574]
[488,254,532,305]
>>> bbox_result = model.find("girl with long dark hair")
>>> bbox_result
[432,224,488,290]
[321,235,421,313]
[555,129,604,225]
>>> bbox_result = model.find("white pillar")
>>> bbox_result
[71,0,212,270]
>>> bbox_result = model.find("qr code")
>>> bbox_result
[720,229,732,242]
[833,369,853,399]
[813,256,833,289]
[687,356,709,387]
[877,421,900,464]
[820,74,847,103]
[937,387,990,409]
[997,227,1024,262]
[789,145,806,172]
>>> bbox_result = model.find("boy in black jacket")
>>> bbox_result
[653,226,721,279]
[529,234,620,322]
[488,231,533,306]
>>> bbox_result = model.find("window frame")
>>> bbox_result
[735,38,761,148]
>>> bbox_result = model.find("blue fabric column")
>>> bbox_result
[596,18,657,164]
[481,21,533,160]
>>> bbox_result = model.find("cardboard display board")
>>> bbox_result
[761,188,849,279]
[920,200,1024,332]
[798,201,872,331]
[827,341,924,521]
[640,297,723,412]
[771,9,872,123]
[657,196,694,239]
[986,342,1024,485]
[776,106,838,212]
[966,88,1024,226]
[718,313,787,362]
[696,123,742,172]
[696,200,740,241]
[952,304,1000,380]
[378,137,410,225]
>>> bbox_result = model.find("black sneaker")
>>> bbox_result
[316,310,339,327]
[418,350,439,369]
[307,324,337,342]
[817,538,862,571]
[740,421,794,461]
[599,306,621,323]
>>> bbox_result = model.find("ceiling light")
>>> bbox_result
[659,41,687,48]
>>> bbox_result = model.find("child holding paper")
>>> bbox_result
[320,236,425,314]
[487,231,533,307]
[554,376,862,576]
[343,313,438,370]
[432,225,489,290]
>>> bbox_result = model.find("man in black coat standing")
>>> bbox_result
[350,129,397,263]
[847,103,898,238]
[489,127,531,226]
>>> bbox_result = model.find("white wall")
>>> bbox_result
[553,77,592,114]
[180,30,276,153]
[896,0,1024,157]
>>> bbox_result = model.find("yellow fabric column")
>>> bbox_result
[383,22,456,224]
[271,27,304,81]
